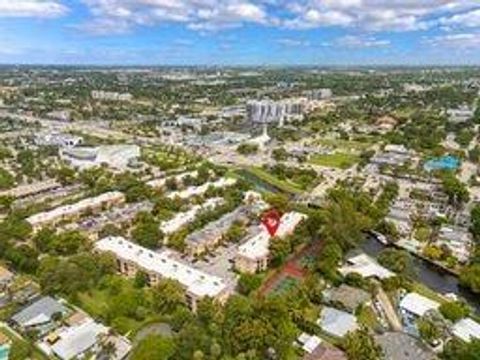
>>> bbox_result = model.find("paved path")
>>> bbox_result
[376,287,402,331]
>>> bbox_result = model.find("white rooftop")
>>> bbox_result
[166,177,236,199]
[147,170,199,189]
[0,179,59,198]
[339,253,394,279]
[27,191,124,226]
[95,236,227,298]
[51,319,108,360]
[452,318,480,343]
[160,197,223,235]
[237,211,307,260]
[61,145,140,170]
[297,333,322,354]
[399,292,440,317]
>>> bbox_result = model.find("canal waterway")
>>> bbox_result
[362,235,480,313]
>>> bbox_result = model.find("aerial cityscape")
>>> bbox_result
[1,1,480,360]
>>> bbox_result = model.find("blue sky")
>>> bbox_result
[1,0,480,65]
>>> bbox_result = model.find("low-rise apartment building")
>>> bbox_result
[235,211,307,273]
[95,236,229,312]
[184,205,250,256]
[26,191,125,232]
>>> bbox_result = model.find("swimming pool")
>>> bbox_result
[424,155,460,171]
[0,344,10,360]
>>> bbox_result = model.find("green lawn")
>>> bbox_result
[315,138,373,152]
[309,152,360,169]
[357,305,382,331]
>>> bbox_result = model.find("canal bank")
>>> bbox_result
[361,235,480,313]
[234,168,284,194]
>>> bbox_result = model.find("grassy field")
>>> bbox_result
[309,152,360,169]
[315,138,373,152]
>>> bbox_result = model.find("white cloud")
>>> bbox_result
[79,0,270,34]
[283,0,480,32]
[276,38,310,47]
[333,35,391,48]
[440,9,480,28]
[75,0,480,35]
[425,32,480,48]
[0,0,67,18]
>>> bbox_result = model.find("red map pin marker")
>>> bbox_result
[261,209,281,237]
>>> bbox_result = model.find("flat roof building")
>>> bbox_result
[95,236,229,312]
[235,211,307,273]
[60,145,140,170]
[50,319,108,360]
[160,197,224,236]
[147,171,199,189]
[185,204,250,256]
[166,177,237,200]
[27,191,125,231]
[0,179,60,199]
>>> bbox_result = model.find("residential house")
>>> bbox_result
[11,296,67,334]
[452,318,480,343]
[324,284,371,313]
[339,253,394,280]
[375,332,436,360]
[316,307,359,338]
[399,292,440,328]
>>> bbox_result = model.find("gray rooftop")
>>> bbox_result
[375,332,436,360]
[11,296,66,327]
[185,206,249,245]
[325,284,371,312]
[317,307,358,338]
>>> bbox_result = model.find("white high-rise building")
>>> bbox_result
[246,99,306,126]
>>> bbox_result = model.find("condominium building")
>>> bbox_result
[235,211,307,273]
[34,132,83,148]
[91,91,132,102]
[246,99,306,126]
[26,191,125,231]
[146,170,199,189]
[160,197,224,237]
[95,237,229,311]
[166,177,237,200]
[184,205,250,257]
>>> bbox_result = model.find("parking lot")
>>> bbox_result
[193,242,239,290]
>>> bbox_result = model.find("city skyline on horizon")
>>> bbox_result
[1,1,480,66]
